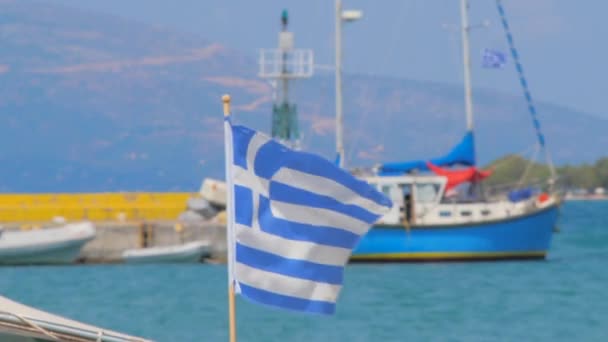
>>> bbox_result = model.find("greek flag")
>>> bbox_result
[224,118,392,315]
[482,48,507,68]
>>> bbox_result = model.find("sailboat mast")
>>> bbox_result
[335,0,345,168]
[460,0,474,132]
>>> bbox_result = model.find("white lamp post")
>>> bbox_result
[335,0,362,168]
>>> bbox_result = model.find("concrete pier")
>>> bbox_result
[80,221,227,263]
[2,221,227,264]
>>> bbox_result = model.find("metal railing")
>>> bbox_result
[258,49,314,79]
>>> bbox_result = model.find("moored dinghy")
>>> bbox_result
[0,295,150,341]
[0,222,96,265]
[122,240,210,264]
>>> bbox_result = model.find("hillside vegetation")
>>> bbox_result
[484,155,608,191]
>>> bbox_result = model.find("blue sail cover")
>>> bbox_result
[379,131,476,175]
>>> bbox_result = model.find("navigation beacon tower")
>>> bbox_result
[258,10,314,149]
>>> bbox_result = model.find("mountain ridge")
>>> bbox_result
[0,1,605,192]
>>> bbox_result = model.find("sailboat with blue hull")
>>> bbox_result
[350,138,559,261]
[332,0,560,261]
[351,172,559,261]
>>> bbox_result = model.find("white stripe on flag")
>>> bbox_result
[224,119,237,286]
[273,168,388,214]
[233,165,265,230]
[235,224,352,266]
[235,263,342,303]
[246,132,269,172]
[269,200,371,235]
[235,132,269,231]
[233,165,269,196]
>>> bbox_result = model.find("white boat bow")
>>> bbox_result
[0,295,151,342]
[0,222,96,265]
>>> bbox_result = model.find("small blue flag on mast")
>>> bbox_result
[482,48,507,68]
[223,95,392,316]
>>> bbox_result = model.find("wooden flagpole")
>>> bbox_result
[228,282,237,342]
[223,94,237,342]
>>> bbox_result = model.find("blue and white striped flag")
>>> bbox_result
[224,118,392,315]
[482,48,507,68]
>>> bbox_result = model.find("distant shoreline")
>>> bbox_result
[563,196,608,201]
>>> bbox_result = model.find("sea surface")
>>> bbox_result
[1,201,607,341]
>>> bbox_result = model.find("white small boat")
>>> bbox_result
[0,222,96,265]
[122,240,210,264]
[0,295,150,341]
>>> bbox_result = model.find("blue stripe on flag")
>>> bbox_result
[269,182,380,224]
[238,283,336,315]
[232,125,256,170]
[236,243,344,285]
[249,135,391,208]
[257,196,361,249]
[234,185,253,226]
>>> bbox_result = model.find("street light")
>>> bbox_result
[342,10,363,22]
[335,0,363,168]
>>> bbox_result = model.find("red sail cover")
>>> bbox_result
[426,162,492,190]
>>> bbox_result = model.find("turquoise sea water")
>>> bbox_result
[1,201,607,341]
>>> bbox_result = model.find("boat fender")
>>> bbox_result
[535,193,550,208]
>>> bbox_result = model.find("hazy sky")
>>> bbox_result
[49,0,607,117]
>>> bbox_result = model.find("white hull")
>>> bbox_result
[0,222,96,265]
[122,240,210,264]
